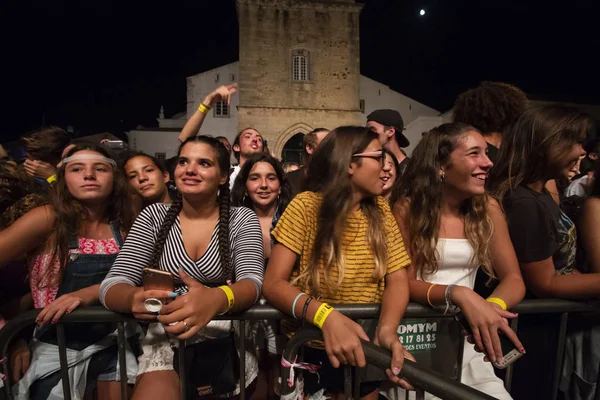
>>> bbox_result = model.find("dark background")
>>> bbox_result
[2,0,599,142]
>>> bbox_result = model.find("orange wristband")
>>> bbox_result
[426,283,438,307]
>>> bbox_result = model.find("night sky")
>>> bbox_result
[2,0,599,142]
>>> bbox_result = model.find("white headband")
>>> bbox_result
[62,154,117,168]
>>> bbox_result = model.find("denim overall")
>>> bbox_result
[30,221,124,399]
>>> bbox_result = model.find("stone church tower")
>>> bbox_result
[236,0,364,157]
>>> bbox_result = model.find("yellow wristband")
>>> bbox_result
[313,303,335,329]
[218,285,235,312]
[487,297,507,311]
[46,174,57,184]
[198,103,211,113]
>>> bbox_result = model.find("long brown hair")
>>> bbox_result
[147,136,232,278]
[487,105,594,203]
[49,144,133,279]
[0,160,49,229]
[300,126,387,297]
[391,123,494,279]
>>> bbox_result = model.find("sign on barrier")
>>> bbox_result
[398,318,463,380]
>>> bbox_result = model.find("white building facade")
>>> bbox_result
[127,63,441,159]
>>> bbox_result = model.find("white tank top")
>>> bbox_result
[418,238,479,288]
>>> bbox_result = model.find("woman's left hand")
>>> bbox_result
[375,326,415,390]
[36,285,98,326]
[157,269,224,340]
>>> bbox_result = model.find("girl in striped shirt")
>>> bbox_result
[101,136,265,399]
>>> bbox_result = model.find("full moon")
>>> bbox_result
[420,9,426,16]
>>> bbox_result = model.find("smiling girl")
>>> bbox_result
[263,126,413,400]
[487,105,599,399]
[101,136,264,399]
[390,123,525,399]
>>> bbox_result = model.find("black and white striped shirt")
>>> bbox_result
[99,203,264,306]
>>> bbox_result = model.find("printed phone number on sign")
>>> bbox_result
[399,334,437,351]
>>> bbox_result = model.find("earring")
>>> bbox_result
[243,192,248,204]
[440,173,445,183]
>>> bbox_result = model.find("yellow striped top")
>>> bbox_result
[271,191,411,304]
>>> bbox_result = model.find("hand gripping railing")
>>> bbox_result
[279,326,496,400]
[1,300,598,400]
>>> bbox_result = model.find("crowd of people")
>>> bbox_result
[0,81,598,400]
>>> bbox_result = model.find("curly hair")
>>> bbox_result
[390,123,494,280]
[147,136,233,278]
[21,126,71,165]
[0,160,49,229]
[230,153,292,216]
[299,126,388,297]
[453,82,528,135]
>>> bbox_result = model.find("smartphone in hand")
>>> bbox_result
[454,311,523,369]
[142,268,174,292]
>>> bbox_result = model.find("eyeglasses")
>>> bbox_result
[352,150,385,166]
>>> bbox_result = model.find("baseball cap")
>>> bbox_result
[367,109,409,147]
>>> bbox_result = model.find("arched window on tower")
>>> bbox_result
[292,49,310,82]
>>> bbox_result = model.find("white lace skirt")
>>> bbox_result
[137,321,259,393]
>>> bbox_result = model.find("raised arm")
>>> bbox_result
[0,205,55,268]
[178,84,237,143]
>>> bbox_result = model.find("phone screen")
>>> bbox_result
[454,312,523,369]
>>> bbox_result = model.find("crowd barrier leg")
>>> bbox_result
[344,365,352,399]
[595,354,600,400]
[117,322,128,400]
[56,323,72,400]
[353,366,360,399]
[239,319,246,400]
[178,340,186,400]
[503,318,519,392]
[551,312,569,400]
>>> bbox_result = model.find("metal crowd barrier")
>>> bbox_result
[0,300,598,400]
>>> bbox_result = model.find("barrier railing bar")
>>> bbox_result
[1,300,597,400]
[178,340,185,400]
[117,322,128,400]
[552,312,569,400]
[280,327,496,400]
[56,323,72,400]
[239,319,246,400]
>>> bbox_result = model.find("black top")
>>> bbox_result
[503,185,577,275]
[486,142,500,165]
[398,157,410,175]
[287,166,308,198]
